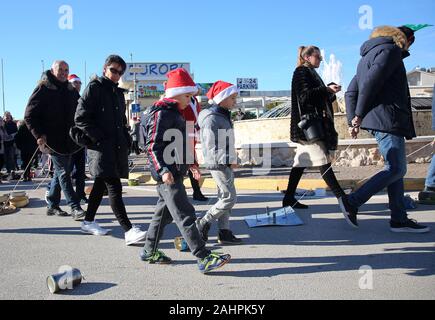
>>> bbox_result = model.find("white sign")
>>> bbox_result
[123,63,191,81]
[237,78,258,90]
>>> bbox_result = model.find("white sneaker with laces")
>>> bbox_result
[125,225,147,246]
[81,220,110,236]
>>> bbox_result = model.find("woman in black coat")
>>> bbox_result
[283,46,347,211]
[75,55,146,245]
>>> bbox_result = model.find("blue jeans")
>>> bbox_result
[425,154,435,188]
[71,149,87,199]
[348,131,408,223]
[47,154,81,210]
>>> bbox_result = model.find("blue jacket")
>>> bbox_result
[345,26,416,139]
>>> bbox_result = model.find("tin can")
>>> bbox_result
[174,237,190,252]
[47,268,83,294]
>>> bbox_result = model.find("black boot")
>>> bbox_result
[218,229,242,245]
[282,195,309,209]
[193,192,209,201]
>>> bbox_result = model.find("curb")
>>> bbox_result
[127,172,425,192]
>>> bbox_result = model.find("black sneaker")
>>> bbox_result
[193,193,209,202]
[218,229,243,245]
[71,208,86,221]
[47,207,70,217]
[196,219,211,242]
[418,189,435,205]
[338,195,359,229]
[390,219,430,234]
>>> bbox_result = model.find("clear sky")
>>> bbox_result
[0,0,434,118]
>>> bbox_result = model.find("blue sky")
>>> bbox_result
[0,0,434,118]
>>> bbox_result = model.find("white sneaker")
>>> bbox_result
[81,220,110,236]
[125,225,147,246]
[44,190,49,205]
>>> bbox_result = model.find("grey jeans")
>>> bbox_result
[144,177,210,259]
[205,166,237,230]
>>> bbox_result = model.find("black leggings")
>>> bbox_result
[284,164,345,199]
[85,177,132,232]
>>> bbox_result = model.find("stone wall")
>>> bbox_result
[233,110,434,145]
[195,111,434,168]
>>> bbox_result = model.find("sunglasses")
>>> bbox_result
[109,67,124,76]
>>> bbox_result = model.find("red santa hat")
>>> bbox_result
[206,81,238,105]
[164,68,197,98]
[68,74,81,83]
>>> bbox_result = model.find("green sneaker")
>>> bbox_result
[198,252,231,274]
[140,249,172,264]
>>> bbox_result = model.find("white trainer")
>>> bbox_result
[81,220,110,236]
[125,225,147,246]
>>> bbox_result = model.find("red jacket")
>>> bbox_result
[181,97,201,165]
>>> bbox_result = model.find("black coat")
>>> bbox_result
[3,121,18,147]
[75,76,131,179]
[290,65,338,150]
[15,123,37,154]
[345,26,416,139]
[144,99,189,183]
[24,70,80,154]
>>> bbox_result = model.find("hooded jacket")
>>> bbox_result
[197,105,237,170]
[24,70,80,155]
[345,26,416,139]
[143,98,191,183]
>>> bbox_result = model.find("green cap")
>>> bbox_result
[404,24,434,32]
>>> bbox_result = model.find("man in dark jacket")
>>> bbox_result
[344,26,429,233]
[68,74,88,204]
[24,60,86,220]
[15,121,37,182]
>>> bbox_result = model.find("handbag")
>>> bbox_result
[296,97,325,142]
[69,126,93,148]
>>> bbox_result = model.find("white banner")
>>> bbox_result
[123,63,191,81]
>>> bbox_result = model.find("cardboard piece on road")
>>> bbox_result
[244,206,304,228]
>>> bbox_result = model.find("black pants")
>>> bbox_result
[188,170,202,195]
[86,177,132,232]
[131,141,140,155]
[144,178,209,259]
[284,164,345,200]
[20,152,34,179]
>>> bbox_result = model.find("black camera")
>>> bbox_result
[297,114,325,142]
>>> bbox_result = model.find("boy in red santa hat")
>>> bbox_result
[140,68,231,273]
[196,81,242,245]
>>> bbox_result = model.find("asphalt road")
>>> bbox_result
[0,180,434,300]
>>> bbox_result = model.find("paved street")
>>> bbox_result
[0,180,434,300]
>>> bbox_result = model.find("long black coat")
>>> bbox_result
[15,123,37,154]
[345,26,416,140]
[290,65,338,150]
[24,71,80,154]
[75,76,131,179]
